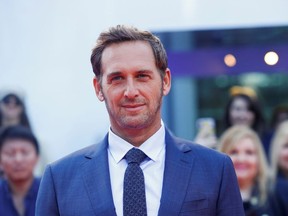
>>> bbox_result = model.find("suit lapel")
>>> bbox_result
[81,135,117,216]
[158,130,195,216]
[79,130,194,216]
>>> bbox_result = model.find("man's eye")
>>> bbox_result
[137,74,149,79]
[3,151,15,158]
[111,76,123,81]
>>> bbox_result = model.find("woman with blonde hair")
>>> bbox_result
[218,125,284,215]
[270,120,288,180]
[269,120,288,213]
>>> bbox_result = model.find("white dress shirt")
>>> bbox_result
[108,123,166,216]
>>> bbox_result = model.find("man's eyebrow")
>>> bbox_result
[137,69,153,73]
[107,71,122,77]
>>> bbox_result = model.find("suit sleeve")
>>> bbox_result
[36,165,60,216]
[216,155,245,216]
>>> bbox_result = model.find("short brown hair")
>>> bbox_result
[90,25,167,82]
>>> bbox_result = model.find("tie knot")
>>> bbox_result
[125,148,147,165]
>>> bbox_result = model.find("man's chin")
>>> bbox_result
[120,118,149,129]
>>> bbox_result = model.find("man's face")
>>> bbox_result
[93,41,171,134]
[0,139,38,182]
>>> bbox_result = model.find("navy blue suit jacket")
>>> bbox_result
[36,129,244,215]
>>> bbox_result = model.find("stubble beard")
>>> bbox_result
[105,88,163,130]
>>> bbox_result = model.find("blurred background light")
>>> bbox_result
[264,51,279,65]
[224,54,237,67]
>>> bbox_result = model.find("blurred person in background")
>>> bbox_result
[0,125,40,216]
[269,120,288,213]
[223,86,266,137]
[270,104,288,132]
[263,104,288,156]
[0,93,31,130]
[270,119,288,180]
[218,125,285,216]
[194,117,218,149]
[222,86,268,155]
[196,86,265,150]
[0,93,32,178]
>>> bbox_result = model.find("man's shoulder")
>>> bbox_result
[48,140,106,171]
[167,135,232,172]
[171,135,227,160]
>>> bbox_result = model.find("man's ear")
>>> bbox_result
[93,77,104,101]
[162,68,171,96]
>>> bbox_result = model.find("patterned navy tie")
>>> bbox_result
[123,148,147,216]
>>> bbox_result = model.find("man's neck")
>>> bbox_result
[111,123,162,147]
[8,176,34,198]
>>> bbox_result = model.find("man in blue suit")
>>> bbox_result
[36,25,244,216]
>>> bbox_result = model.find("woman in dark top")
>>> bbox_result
[223,87,265,138]
[0,126,40,216]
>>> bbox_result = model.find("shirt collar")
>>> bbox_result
[108,121,165,163]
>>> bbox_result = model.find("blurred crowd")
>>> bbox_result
[195,86,288,215]
[0,87,288,215]
[0,93,40,215]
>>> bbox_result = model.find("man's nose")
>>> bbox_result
[124,79,139,98]
[14,152,25,162]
